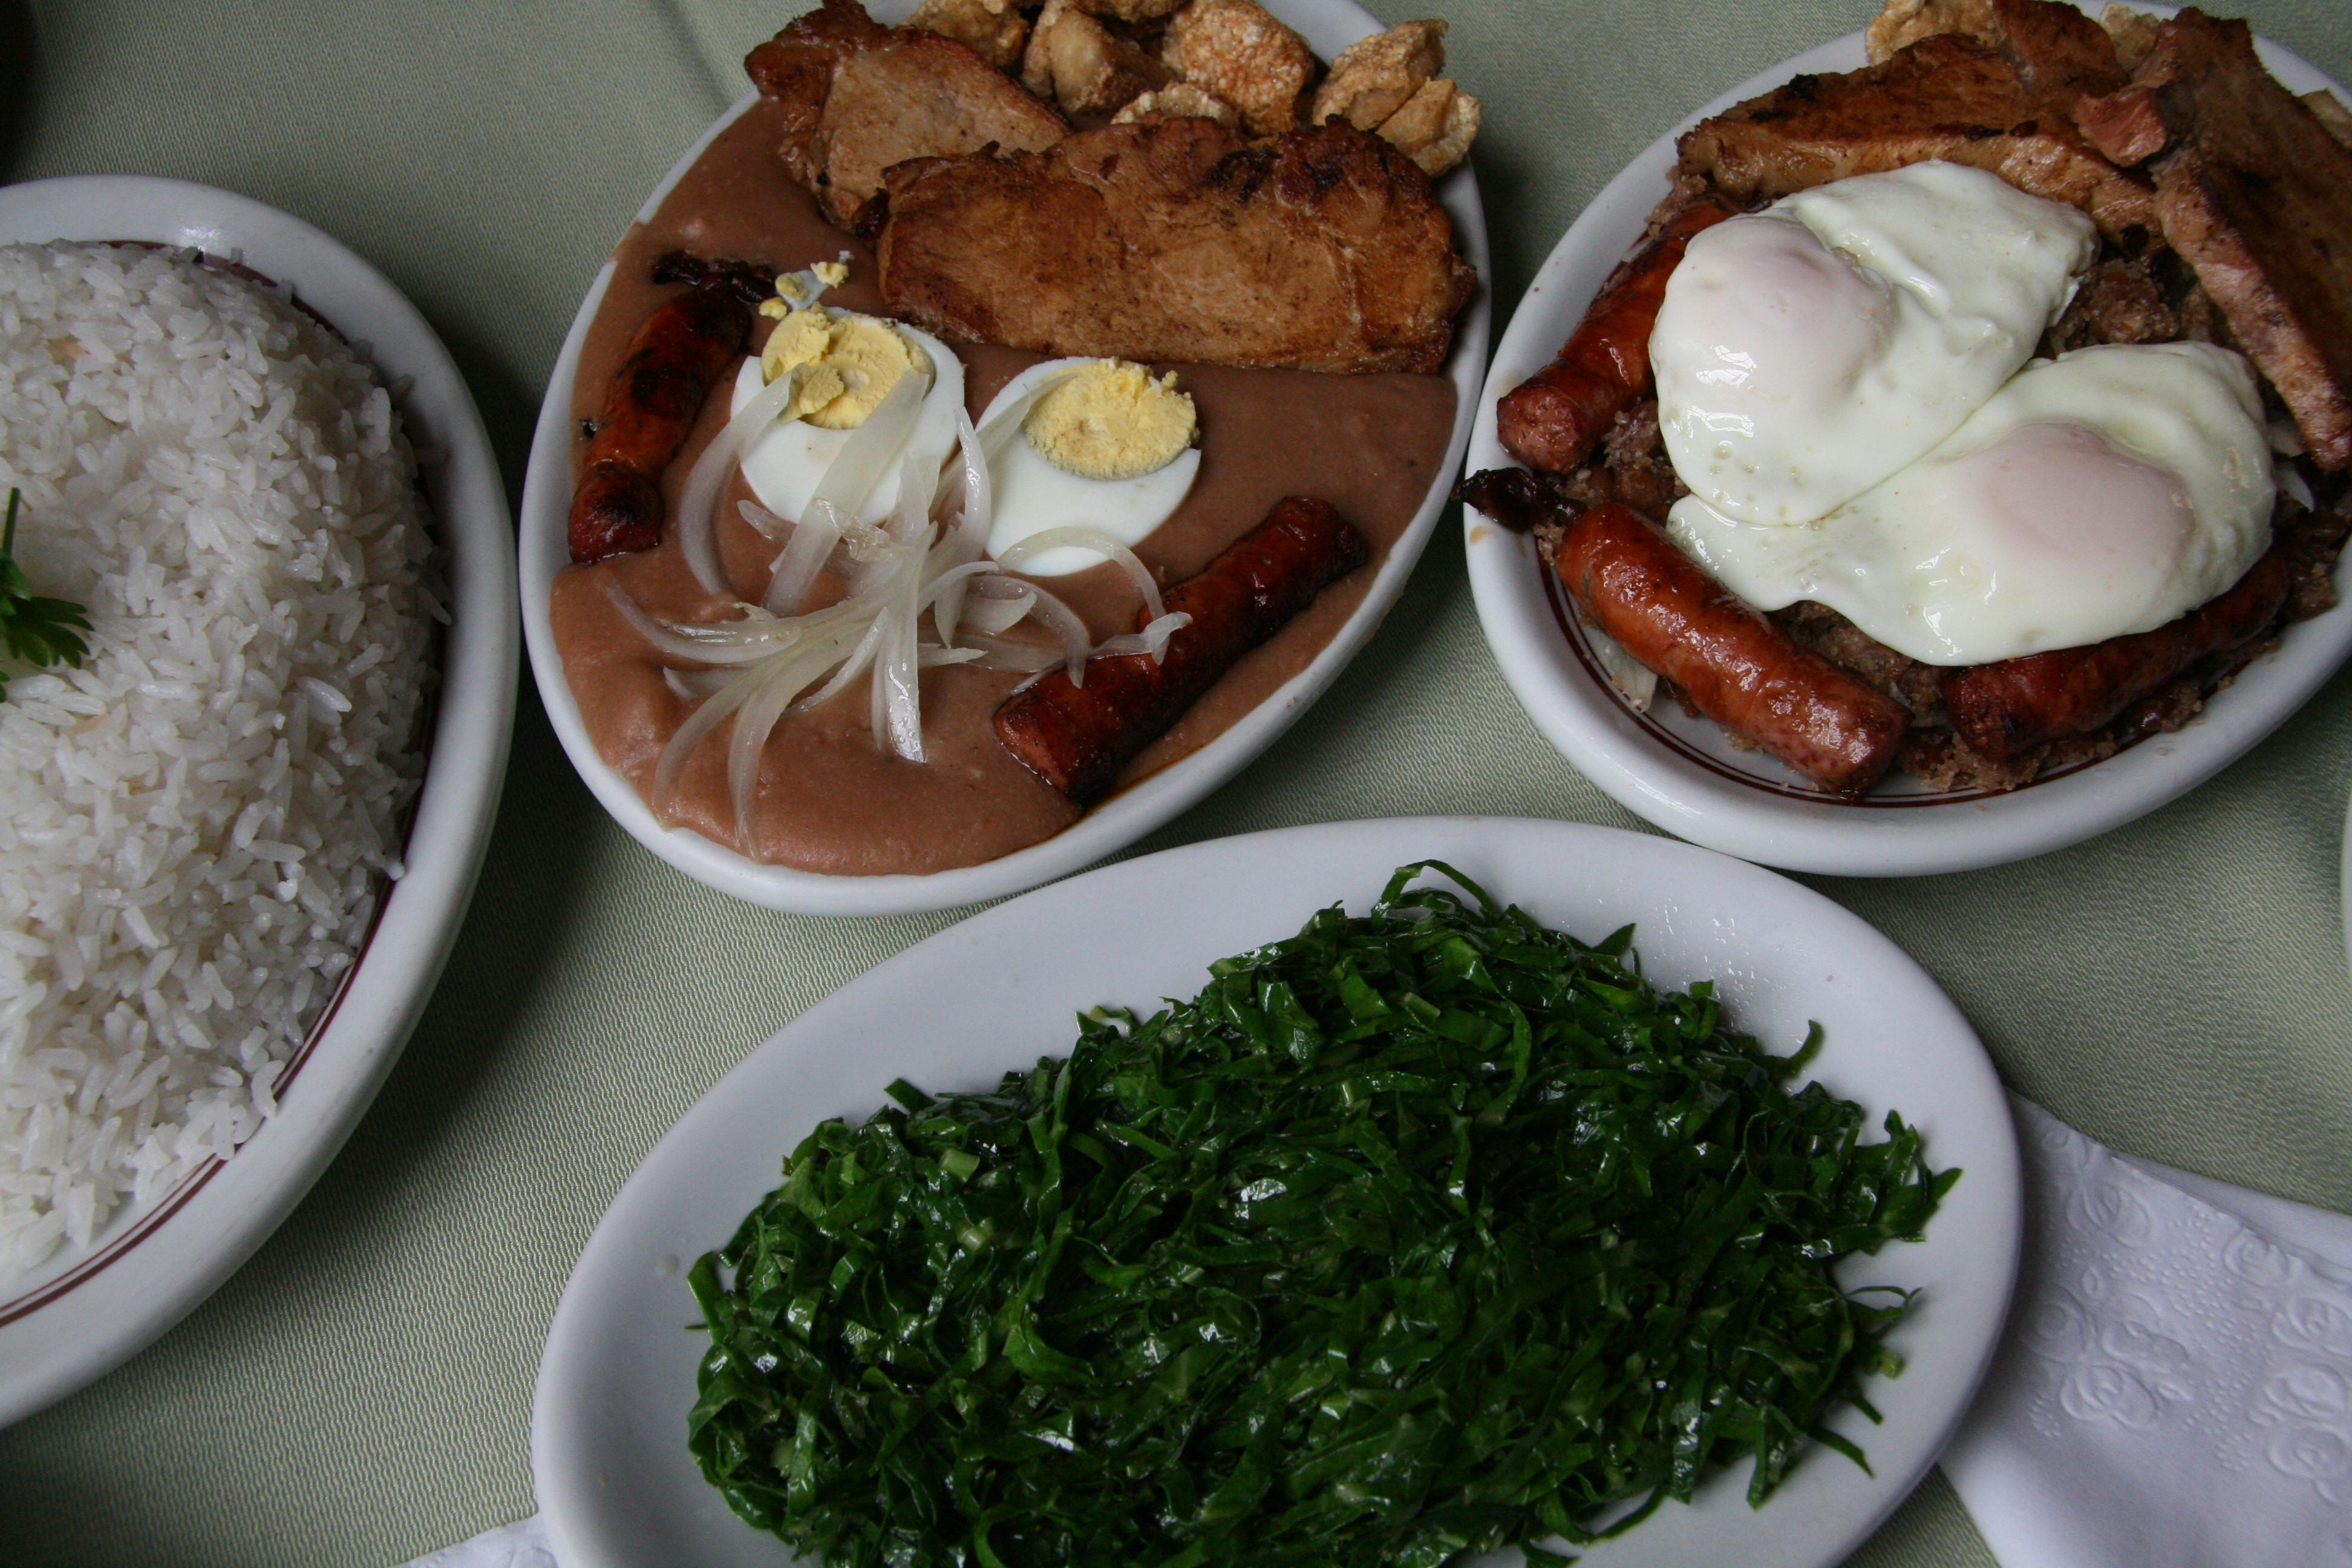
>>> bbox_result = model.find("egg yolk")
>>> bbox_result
[758,304,933,431]
[1024,360,1196,481]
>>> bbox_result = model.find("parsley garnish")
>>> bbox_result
[688,861,1956,1567]
[0,488,93,702]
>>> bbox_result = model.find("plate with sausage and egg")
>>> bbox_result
[1463,1,2352,878]
[518,0,1491,915]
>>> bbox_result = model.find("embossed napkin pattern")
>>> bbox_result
[1942,1097,2352,1568]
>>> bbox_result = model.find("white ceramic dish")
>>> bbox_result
[0,176,517,1426]
[1462,13,2352,879]
[517,0,1491,916]
[534,815,2021,1568]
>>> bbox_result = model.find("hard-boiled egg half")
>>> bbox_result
[1667,342,2276,664]
[977,358,1201,576]
[731,294,965,527]
[1651,160,2099,527]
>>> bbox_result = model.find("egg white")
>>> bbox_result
[1651,161,2098,528]
[1666,342,2276,665]
[731,318,966,526]
[978,359,1201,576]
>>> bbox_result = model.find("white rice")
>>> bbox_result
[0,241,439,1279]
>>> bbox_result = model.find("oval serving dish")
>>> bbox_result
[517,0,1491,916]
[532,815,2021,1568]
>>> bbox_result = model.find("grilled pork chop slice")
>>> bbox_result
[1677,30,2155,238]
[872,117,1477,373]
[746,0,1067,230]
[2076,9,2352,469]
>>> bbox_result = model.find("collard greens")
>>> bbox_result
[689,862,1955,1567]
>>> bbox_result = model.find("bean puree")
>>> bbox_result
[549,97,1460,876]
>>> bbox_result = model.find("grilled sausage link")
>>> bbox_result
[1556,503,1909,794]
[1495,199,1733,475]
[568,286,752,564]
[995,497,1370,804]
[1942,548,2292,762]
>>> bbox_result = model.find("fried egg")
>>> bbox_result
[1665,343,2276,665]
[731,307,966,525]
[1651,160,2098,526]
[979,358,1201,575]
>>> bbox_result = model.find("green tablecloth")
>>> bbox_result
[4,1,2348,1562]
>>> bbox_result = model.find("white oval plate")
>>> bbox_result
[534,815,2021,1568]
[1462,11,2352,879]
[517,0,1491,916]
[0,176,517,1426]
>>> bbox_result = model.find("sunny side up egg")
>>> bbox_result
[1667,342,2276,665]
[979,359,1202,577]
[1651,160,2099,527]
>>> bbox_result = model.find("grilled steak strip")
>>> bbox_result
[2076,8,2352,468]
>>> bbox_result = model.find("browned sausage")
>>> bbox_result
[568,287,751,564]
[1942,548,2293,762]
[1495,199,1733,475]
[995,497,1370,803]
[1556,503,1909,794]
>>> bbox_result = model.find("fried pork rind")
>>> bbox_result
[2100,4,2163,71]
[1377,76,1480,177]
[1866,0,2002,64]
[1112,81,1240,126]
[1311,19,1448,131]
[1160,0,1317,136]
[2307,90,2352,151]
[1071,0,1189,21]
[1023,0,1173,115]
[906,0,1027,70]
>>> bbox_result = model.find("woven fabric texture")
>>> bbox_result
[1,1,2347,1563]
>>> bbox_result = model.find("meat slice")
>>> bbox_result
[1864,0,2126,95]
[746,0,1067,231]
[2075,10,2352,469]
[1677,32,2155,238]
[874,117,1477,373]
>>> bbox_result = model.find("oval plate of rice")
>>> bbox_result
[0,177,515,1426]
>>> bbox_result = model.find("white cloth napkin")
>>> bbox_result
[1942,1096,2352,1568]
[398,1515,555,1568]
[404,1098,2352,1568]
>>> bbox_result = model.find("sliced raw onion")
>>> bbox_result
[991,526,1169,623]
[960,582,1034,636]
[679,363,820,595]
[1089,610,1191,662]
[874,529,930,762]
[663,667,735,701]
[993,577,1090,686]
[791,618,885,716]
[955,632,1063,673]
[2280,463,2316,512]
[1588,626,1660,713]
[760,512,841,615]
[799,371,926,539]
[738,499,790,542]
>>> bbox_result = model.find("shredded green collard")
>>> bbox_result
[0,488,93,703]
[688,861,1956,1568]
